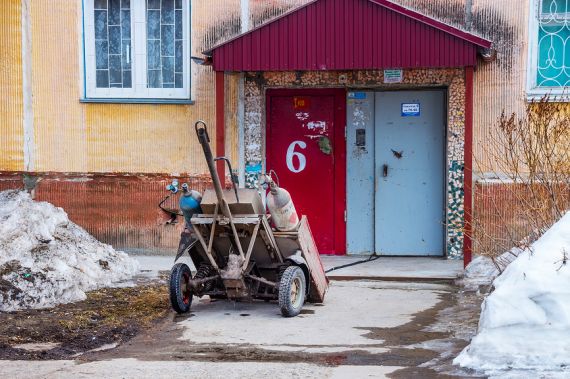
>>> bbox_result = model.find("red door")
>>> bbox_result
[266,89,346,255]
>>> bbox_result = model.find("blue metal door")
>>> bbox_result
[346,92,375,254]
[374,91,445,256]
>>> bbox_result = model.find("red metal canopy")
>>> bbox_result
[205,0,492,72]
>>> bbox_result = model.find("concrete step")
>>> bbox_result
[321,256,463,282]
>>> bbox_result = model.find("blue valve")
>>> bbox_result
[166,179,179,193]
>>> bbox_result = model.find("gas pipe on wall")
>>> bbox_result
[263,172,300,232]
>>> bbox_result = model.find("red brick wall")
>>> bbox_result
[473,181,569,256]
[1,173,212,255]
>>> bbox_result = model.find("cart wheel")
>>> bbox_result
[278,266,306,317]
[169,263,193,313]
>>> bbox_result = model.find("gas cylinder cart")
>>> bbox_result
[167,121,328,317]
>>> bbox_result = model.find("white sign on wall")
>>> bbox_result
[384,69,403,84]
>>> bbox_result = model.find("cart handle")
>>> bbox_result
[195,120,209,142]
[214,157,239,203]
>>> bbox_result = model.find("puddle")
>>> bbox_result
[240,314,250,317]
[385,288,484,378]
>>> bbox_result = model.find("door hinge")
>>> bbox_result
[344,125,347,140]
[344,209,347,222]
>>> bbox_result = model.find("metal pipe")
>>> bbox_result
[214,157,239,202]
[246,274,277,288]
[191,223,219,270]
[195,121,228,217]
[195,120,245,259]
[189,275,220,289]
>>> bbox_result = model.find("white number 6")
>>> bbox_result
[286,141,307,173]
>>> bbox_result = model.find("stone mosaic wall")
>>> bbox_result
[243,69,467,258]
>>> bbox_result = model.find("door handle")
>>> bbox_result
[383,164,389,178]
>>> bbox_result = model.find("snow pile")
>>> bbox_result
[455,212,570,374]
[461,252,519,291]
[0,190,139,311]
[461,255,500,291]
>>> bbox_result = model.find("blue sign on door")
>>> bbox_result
[348,92,367,100]
[401,103,420,117]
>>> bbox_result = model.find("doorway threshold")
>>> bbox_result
[321,256,463,283]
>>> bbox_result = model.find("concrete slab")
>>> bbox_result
[179,280,445,352]
[133,255,464,281]
[0,280,445,378]
[0,359,403,379]
[322,256,464,281]
[0,280,478,378]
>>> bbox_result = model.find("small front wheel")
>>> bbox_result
[169,263,193,313]
[278,266,306,317]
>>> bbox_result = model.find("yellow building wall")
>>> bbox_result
[5,0,566,177]
[471,0,530,173]
[0,0,24,171]
[28,0,240,175]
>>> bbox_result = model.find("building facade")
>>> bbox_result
[0,0,564,264]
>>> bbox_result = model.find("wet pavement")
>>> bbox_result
[0,278,486,378]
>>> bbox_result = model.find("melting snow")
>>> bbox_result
[460,251,519,292]
[455,212,570,376]
[0,190,139,311]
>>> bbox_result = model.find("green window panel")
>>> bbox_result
[537,1,570,87]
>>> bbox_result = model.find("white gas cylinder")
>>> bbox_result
[266,179,299,231]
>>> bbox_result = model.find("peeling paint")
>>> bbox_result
[306,121,327,133]
[318,136,332,155]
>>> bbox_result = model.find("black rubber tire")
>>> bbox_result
[278,266,306,317]
[169,263,193,313]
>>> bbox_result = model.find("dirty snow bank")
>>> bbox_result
[0,190,139,311]
[455,212,570,375]
[460,251,519,291]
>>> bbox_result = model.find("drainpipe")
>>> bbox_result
[215,71,225,182]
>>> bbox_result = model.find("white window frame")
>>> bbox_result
[83,0,191,101]
[527,0,570,100]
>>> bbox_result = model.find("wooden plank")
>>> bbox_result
[297,216,329,303]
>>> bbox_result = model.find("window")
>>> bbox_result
[83,0,191,101]
[528,0,570,98]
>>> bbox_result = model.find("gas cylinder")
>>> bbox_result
[266,176,299,231]
[179,184,202,226]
